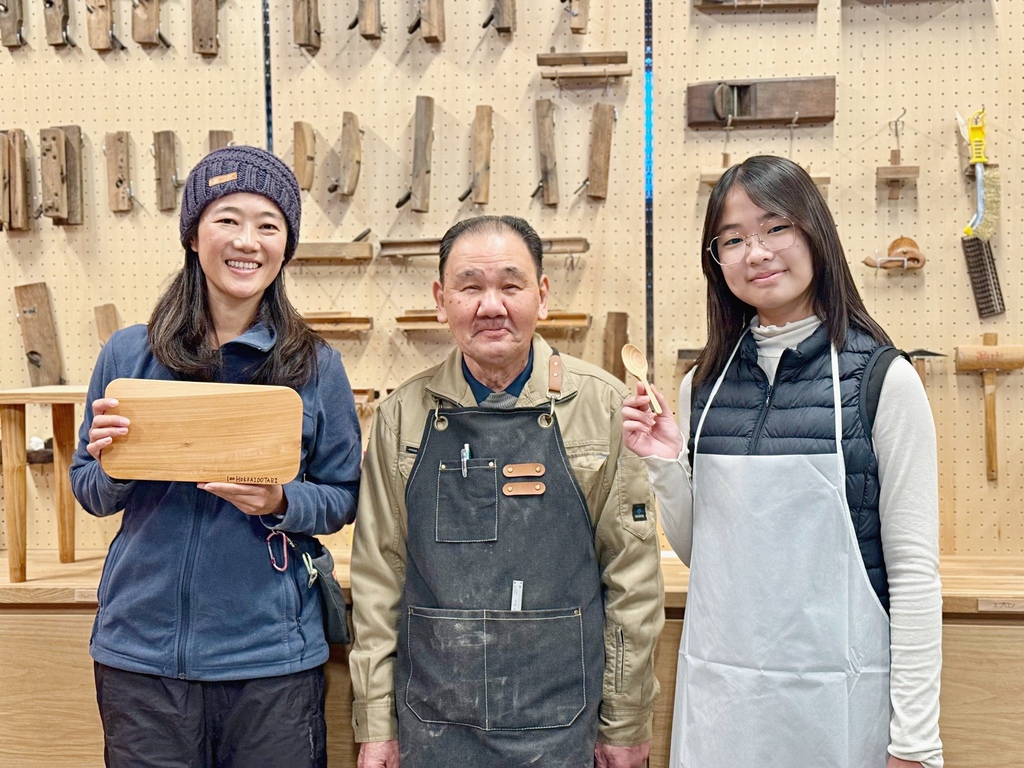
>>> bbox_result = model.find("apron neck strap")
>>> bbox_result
[547,349,562,413]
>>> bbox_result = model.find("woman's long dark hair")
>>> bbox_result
[148,237,321,388]
[693,155,891,390]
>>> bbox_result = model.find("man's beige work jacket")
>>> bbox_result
[349,335,665,747]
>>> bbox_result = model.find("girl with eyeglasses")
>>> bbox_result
[622,155,943,768]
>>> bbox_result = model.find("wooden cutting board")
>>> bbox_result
[100,378,303,483]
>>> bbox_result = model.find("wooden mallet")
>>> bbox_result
[954,333,1024,480]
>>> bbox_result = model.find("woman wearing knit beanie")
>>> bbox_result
[70,146,361,767]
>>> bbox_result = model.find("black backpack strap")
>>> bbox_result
[859,345,911,441]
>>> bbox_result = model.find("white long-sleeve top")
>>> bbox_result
[646,316,944,767]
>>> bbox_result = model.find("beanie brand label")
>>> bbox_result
[208,172,238,187]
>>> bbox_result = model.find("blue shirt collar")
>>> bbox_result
[462,346,534,405]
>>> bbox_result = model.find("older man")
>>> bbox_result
[349,215,664,768]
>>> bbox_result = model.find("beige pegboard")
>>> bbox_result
[655,0,1024,555]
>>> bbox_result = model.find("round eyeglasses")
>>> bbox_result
[708,216,797,266]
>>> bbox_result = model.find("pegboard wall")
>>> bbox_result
[1,0,1020,560]
[0,1,645,554]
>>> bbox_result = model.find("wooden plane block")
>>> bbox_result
[535,99,559,207]
[0,0,24,48]
[379,236,589,259]
[94,303,121,346]
[209,130,233,153]
[58,125,84,225]
[87,0,114,51]
[5,129,30,231]
[14,283,64,387]
[358,0,381,40]
[293,121,316,191]
[153,130,178,211]
[291,242,373,265]
[43,0,70,46]
[494,0,515,33]
[192,0,218,56]
[877,149,919,200]
[471,105,494,205]
[687,76,836,128]
[338,112,361,197]
[132,0,161,45]
[411,96,434,213]
[537,51,627,67]
[419,0,445,43]
[587,103,615,200]
[294,0,320,49]
[40,129,70,221]
[104,131,133,212]
[695,0,819,10]
[0,132,9,230]
[569,0,588,34]
[539,64,632,81]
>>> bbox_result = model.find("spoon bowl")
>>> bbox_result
[621,343,662,415]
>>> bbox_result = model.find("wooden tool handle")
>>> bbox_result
[983,369,997,481]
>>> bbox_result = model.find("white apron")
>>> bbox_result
[671,340,892,768]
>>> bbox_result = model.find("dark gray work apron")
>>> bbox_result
[397,388,604,767]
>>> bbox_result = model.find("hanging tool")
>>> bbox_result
[955,333,1024,481]
[862,236,925,270]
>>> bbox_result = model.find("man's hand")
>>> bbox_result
[595,740,651,768]
[887,757,923,768]
[358,740,400,767]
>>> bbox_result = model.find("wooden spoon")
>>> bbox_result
[621,343,662,415]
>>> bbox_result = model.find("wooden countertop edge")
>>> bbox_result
[3,551,1023,614]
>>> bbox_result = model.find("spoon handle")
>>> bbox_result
[641,377,662,415]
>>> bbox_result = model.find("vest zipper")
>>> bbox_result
[749,382,773,455]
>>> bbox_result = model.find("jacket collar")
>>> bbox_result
[221,321,276,353]
[424,334,578,408]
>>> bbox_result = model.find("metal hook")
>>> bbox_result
[530,181,544,199]
[157,27,171,48]
[348,14,359,30]
[326,179,339,194]
[482,11,495,28]
[110,29,126,50]
[407,15,421,34]
[889,107,906,152]
[573,178,589,195]
[395,190,412,208]
[353,228,371,242]
[62,25,77,47]
[458,184,474,202]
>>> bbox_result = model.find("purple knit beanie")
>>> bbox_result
[179,146,302,262]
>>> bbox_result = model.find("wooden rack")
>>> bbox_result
[301,312,373,336]
[537,52,631,82]
[290,242,374,266]
[378,237,589,260]
[694,0,819,10]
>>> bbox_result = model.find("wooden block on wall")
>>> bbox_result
[570,0,588,34]
[0,131,9,230]
[471,105,494,205]
[94,304,121,347]
[104,131,133,213]
[132,0,161,45]
[587,103,615,200]
[192,0,218,56]
[420,0,445,43]
[535,99,559,207]
[209,130,233,153]
[59,125,84,225]
[43,0,70,46]
[338,112,361,197]
[14,282,64,386]
[87,0,114,51]
[603,312,629,382]
[411,96,434,213]
[4,129,30,231]
[358,0,381,40]
[294,0,321,50]
[153,130,178,212]
[494,0,515,33]
[40,129,70,222]
[0,0,25,48]
[294,121,316,191]
[687,76,837,129]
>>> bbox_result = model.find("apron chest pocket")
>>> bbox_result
[405,606,587,731]
[436,459,498,542]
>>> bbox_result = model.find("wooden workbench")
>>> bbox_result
[1,550,1021,767]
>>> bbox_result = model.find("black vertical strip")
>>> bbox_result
[262,0,274,152]
[644,0,655,369]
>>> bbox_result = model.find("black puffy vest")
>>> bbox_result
[689,325,890,612]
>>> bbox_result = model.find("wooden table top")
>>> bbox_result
[2,549,1022,615]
